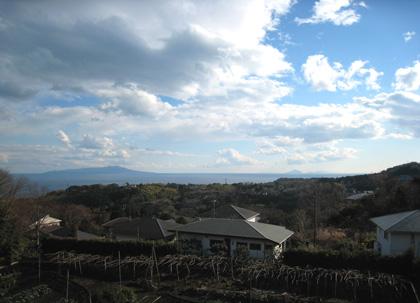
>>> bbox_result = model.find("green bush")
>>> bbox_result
[93,285,140,303]
[41,238,176,257]
[0,273,18,297]
[2,284,52,303]
[283,248,415,277]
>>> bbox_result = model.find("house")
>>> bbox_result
[170,218,293,258]
[370,210,420,256]
[40,225,100,240]
[102,217,181,241]
[200,204,260,222]
[345,190,374,201]
[29,214,62,230]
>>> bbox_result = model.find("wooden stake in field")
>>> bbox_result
[66,269,69,302]
[118,251,122,290]
[152,241,161,287]
[37,205,41,284]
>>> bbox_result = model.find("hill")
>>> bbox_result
[15,166,346,190]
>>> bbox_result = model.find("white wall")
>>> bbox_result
[375,227,420,256]
[246,216,260,222]
[178,233,280,259]
[375,227,391,256]
[390,233,412,255]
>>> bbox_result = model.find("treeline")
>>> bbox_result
[37,162,420,240]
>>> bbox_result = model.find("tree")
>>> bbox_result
[0,169,28,263]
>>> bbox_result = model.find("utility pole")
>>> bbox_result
[36,205,41,284]
[313,187,318,246]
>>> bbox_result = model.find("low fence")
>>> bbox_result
[41,251,418,303]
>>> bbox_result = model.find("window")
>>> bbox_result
[384,232,388,240]
[249,243,261,251]
[236,242,248,248]
[265,244,273,251]
[210,239,223,247]
[411,234,415,246]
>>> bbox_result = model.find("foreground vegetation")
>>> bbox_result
[1,162,420,302]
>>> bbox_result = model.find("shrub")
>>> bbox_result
[283,248,415,277]
[93,285,140,303]
[41,238,176,257]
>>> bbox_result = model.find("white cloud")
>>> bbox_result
[358,1,368,8]
[216,148,259,166]
[0,0,295,102]
[137,148,194,157]
[97,84,172,117]
[302,55,340,91]
[0,144,132,173]
[256,136,303,155]
[295,0,363,26]
[403,31,416,42]
[355,91,420,137]
[56,130,72,148]
[256,141,287,155]
[79,134,107,150]
[302,55,383,91]
[0,153,8,162]
[287,143,357,164]
[78,135,130,159]
[385,132,413,140]
[394,61,420,91]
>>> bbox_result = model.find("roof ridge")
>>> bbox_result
[230,205,245,219]
[388,210,420,231]
[244,220,268,240]
[231,204,259,219]
[155,218,167,238]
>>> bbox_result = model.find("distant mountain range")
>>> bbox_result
[15,166,349,190]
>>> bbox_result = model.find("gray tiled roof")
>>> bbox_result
[370,210,420,232]
[170,218,293,244]
[41,226,100,240]
[103,217,181,240]
[201,204,259,220]
[102,217,130,228]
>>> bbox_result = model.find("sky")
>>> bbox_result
[0,0,419,174]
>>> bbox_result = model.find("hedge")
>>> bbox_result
[283,248,420,278]
[41,238,177,257]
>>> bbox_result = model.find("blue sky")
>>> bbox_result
[0,0,419,174]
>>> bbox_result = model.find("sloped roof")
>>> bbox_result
[201,204,259,220]
[170,218,293,244]
[102,217,130,228]
[370,210,420,232]
[41,226,100,240]
[103,217,181,240]
[29,214,62,229]
[247,221,294,244]
[346,191,374,200]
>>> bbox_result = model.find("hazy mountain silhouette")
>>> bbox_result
[16,166,346,190]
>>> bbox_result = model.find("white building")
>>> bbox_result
[29,214,62,230]
[171,218,293,259]
[370,210,420,257]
